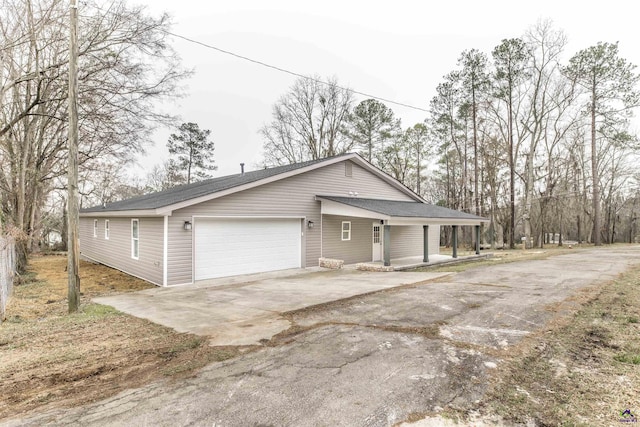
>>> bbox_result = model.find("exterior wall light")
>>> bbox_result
[307,220,314,229]
[183,221,192,231]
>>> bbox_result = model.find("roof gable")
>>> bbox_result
[81,153,422,216]
[318,196,488,221]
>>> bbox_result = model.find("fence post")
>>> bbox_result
[0,238,16,324]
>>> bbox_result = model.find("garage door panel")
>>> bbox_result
[194,218,301,280]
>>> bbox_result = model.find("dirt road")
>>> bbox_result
[4,247,639,427]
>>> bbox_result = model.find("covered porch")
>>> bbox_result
[317,196,489,267]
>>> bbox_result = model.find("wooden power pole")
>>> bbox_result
[67,0,80,312]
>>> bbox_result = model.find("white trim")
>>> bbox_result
[81,209,159,217]
[192,215,305,220]
[131,218,139,260]
[162,215,168,287]
[387,217,489,226]
[320,198,388,220]
[191,215,195,285]
[320,214,323,259]
[317,197,488,226]
[104,219,109,240]
[341,221,351,241]
[93,219,98,238]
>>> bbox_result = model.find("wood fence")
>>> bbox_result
[0,237,16,323]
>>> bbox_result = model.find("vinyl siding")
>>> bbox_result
[429,225,440,256]
[322,215,373,264]
[167,160,413,285]
[323,220,440,264]
[79,217,164,285]
[390,225,440,258]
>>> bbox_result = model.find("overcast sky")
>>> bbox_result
[127,0,640,177]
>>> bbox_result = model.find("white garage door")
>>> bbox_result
[194,218,302,280]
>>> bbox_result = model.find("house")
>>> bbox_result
[79,153,487,286]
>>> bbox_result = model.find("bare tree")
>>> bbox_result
[492,38,529,249]
[260,76,354,166]
[0,0,189,269]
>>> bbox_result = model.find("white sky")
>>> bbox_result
[127,0,640,177]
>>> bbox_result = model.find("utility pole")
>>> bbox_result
[67,0,80,312]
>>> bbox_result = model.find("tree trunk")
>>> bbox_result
[472,83,479,216]
[591,83,601,245]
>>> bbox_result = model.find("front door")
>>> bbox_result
[372,223,382,262]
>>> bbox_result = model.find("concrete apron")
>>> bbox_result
[93,269,450,346]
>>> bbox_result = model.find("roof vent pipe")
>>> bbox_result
[240,163,245,176]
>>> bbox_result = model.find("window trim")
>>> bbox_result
[104,220,110,240]
[93,219,98,238]
[131,219,139,260]
[341,221,351,241]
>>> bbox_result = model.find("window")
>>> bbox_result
[104,220,110,240]
[93,220,98,238]
[373,225,381,244]
[131,219,139,259]
[341,221,351,241]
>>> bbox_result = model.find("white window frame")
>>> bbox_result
[131,219,139,260]
[93,219,98,238]
[104,220,110,240]
[341,221,351,241]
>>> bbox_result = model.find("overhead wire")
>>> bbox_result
[163,31,429,113]
[82,1,429,113]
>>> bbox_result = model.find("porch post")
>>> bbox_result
[423,225,429,263]
[475,225,481,255]
[383,224,391,266]
[452,225,458,258]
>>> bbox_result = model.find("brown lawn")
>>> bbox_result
[0,255,249,421]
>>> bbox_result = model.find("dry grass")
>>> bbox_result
[7,254,154,320]
[422,244,591,273]
[0,255,247,421]
[473,263,640,426]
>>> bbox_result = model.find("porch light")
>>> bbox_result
[307,220,314,229]
[183,221,192,231]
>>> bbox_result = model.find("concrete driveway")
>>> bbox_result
[94,268,449,345]
[7,246,640,427]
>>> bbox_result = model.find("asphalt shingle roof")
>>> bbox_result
[82,155,350,213]
[318,196,486,220]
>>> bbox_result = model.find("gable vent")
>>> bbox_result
[345,162,353,177]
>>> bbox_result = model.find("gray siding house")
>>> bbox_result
[80,153,487,286]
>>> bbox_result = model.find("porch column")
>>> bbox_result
[475,225,481,255]
[452,225,458,258]
[423,225,429,263]
[383,224,391,266]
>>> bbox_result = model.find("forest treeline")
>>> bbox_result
[260,21,640,249]
[1,0,638,273]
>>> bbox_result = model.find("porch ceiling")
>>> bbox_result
[316,196,489,226]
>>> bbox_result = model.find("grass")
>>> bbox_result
[415,244,591,273]
[469,261,640,425]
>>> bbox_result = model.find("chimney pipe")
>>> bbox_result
[240,163,245,176]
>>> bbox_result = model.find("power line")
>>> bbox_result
[164,31,429,113]
[81,2,429,113]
